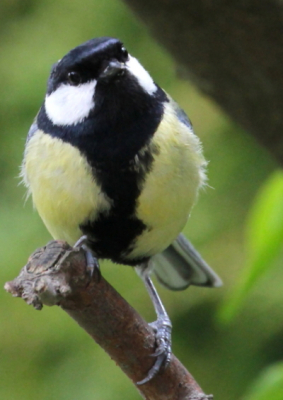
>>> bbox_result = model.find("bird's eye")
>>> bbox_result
[120,46,128,60]
[67,71,82,86]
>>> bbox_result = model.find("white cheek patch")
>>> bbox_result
[126,56,157,95]
[45,80,97,126]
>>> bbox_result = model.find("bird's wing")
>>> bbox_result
[26,119,39,143]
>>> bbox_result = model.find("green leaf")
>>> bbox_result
[218,170,283,322]
[243,362,283,400]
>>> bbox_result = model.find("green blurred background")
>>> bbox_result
[1,1,283,399]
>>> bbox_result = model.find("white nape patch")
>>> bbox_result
[45,80,97,126]
[126,56,157,95]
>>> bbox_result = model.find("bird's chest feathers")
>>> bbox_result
[22,105,205,260]
[128,104,206,259]
[22,131,111,244]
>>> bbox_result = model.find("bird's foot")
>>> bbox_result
[137,317,172,385]
[74,235,88,249]
[74,235,101,282]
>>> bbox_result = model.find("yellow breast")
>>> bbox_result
[22,130,111,245]
[128,102,206,259]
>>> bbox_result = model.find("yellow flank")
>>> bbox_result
[22,130,111,245]
[128,101,206,260]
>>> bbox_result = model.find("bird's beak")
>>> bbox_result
[99,60,125,81]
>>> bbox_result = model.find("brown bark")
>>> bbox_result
[5,241,212,400]
[123,0,283,165]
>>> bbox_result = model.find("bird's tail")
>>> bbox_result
[151,233,222,290]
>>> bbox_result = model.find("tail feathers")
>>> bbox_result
[152,234,222,291]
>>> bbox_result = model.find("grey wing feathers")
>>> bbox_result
[152,234,222,291]
[26,119,38,143]
[170,97,193,130]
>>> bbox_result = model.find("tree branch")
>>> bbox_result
[123,0,283,165]
[5,241,212,400]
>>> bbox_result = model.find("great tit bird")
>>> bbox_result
[21,37,222,384]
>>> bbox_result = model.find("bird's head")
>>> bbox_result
[44,37,158,126]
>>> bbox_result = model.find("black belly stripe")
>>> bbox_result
[80,142,159,264]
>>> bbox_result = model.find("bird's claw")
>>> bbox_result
[83,247,101,283]
[150,319,172,367]
[137,318,172,385]
[74,235,88,249]
[74,235,101,283]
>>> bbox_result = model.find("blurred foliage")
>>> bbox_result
[0,1,283,400]
[243,362,283,400]
[220,171,283,322]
